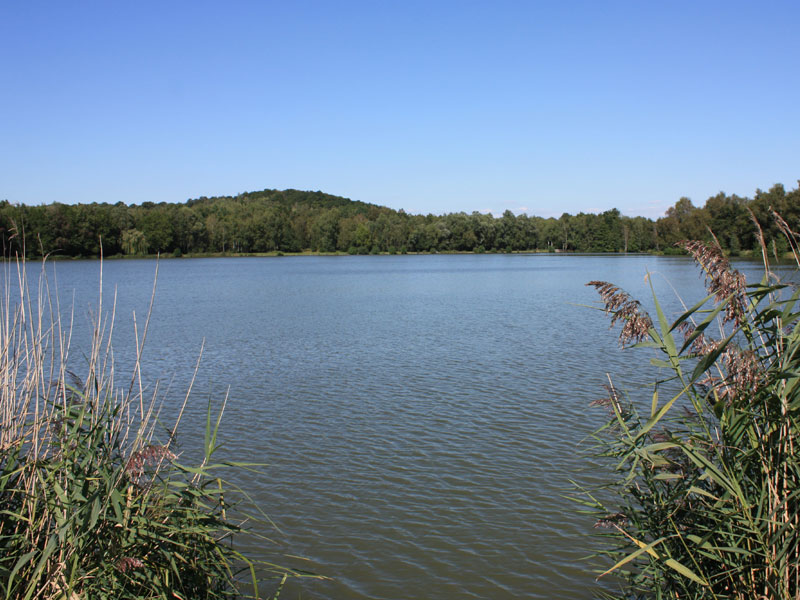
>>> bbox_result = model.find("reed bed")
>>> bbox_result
[0,254,306,599]
[584,215,800,599]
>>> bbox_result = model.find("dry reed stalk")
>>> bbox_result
[771,209,800,269]
[757,213,800,598]
[586,216,800,599]
[0,254,188,596]
[0,251,308,599]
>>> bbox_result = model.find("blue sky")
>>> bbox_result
[1,1,798,218]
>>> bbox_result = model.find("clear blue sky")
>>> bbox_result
[1,1,798,218]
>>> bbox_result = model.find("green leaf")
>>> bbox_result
[634,382,693,442]
[669,292,715,333]
[677,297,729,354]
[664,558,708,586]
[690,332,735,383]
[89,495,101,529]
[6,551,36,600]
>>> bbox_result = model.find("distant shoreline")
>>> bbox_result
[38,248,770,261]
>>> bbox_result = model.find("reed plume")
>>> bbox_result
[584,216,800,600]
[586,281,654,347]
[678,239,747,326]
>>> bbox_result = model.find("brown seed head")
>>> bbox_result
[590,383,622,413]
[116,557,145,573]
[594,513,628,529]
[126,444,176,479]
[678,240,747,326]
[587,281,654,347]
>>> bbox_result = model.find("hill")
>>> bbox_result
[0,182,796,257]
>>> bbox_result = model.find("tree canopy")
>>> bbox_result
[0,182,797,258]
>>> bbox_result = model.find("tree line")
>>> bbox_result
[0,182,797,258]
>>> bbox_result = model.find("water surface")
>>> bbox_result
[30,254,791,599]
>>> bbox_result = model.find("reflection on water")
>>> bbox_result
[24,254,794,599]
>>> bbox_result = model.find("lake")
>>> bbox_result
[20,253,791,599]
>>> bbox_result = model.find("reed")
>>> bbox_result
[585,218,800,599]
[0,253,306,599]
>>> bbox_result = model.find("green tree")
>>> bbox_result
[121,229,147,255]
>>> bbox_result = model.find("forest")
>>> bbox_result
[0,182,797,258]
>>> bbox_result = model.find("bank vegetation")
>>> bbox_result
[585,212,800,598]
[0,258,312,598]
[1,181,797,258]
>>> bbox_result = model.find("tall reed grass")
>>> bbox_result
[0,254,308,599]
[584,214,800,599]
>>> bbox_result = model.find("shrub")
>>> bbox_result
[0,257,309,599]
[584,216,800,599]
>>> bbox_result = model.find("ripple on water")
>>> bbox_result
[33,255,789,599]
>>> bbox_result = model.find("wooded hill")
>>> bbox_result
[0,182,797,258]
